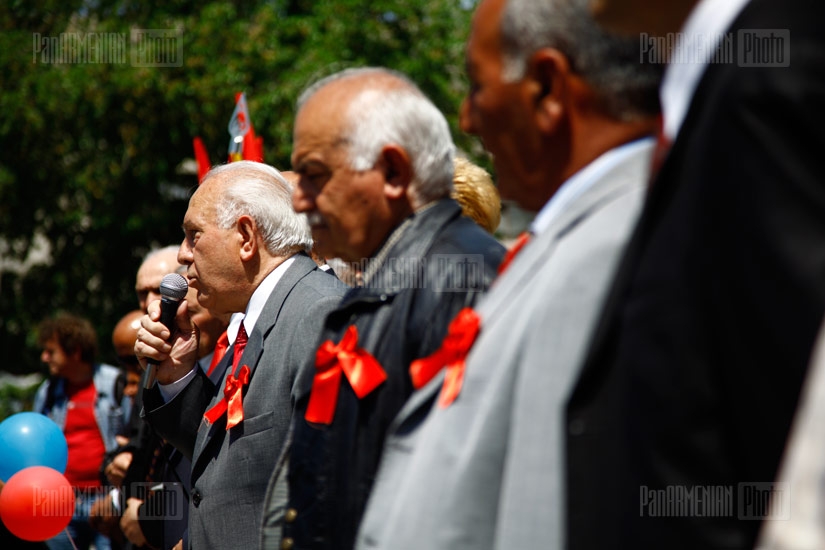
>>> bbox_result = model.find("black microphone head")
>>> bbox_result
[159,273,188,301]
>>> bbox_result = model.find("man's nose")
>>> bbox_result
[292,182,315,214]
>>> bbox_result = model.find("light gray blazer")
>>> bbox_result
[356,142,653,550]
[144,253,346,550]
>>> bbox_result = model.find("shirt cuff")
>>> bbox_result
[110,488,122,513]
[157,366,198,402]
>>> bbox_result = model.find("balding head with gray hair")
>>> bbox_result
[202,161,313,257]
[297,67,455,208]
[500,0,661,120]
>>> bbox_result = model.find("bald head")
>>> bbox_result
[295,67,455,208]
[112,309,143,400]
[296,67,416,110]
[180,161,312,314]
[136,246,181,312]
[113,309,143,358]
[196,160,313,258]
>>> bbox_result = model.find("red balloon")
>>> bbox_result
[0,466,75,542]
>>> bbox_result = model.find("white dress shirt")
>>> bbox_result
[660,0,751,141]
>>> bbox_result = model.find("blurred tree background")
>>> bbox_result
[0,0,490,397]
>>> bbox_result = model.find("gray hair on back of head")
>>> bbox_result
[202,161,313,256]
[499,0,662,120]
[297,67,456,208]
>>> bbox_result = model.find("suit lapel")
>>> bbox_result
[237,253,318,380]
[191,253,320,469]
[391,143,652,428]
[484,142,653,324]
[567,144,661,404]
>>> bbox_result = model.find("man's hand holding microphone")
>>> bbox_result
[134,273,200,387]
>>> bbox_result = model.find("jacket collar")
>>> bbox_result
[337,198,462,308]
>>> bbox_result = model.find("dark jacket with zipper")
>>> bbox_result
[274,198,504,550]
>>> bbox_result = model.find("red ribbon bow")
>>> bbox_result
[409,307,481,408]
[305,325,387,425]
[203,364,251,430]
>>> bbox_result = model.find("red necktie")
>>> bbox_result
[203,323,250,429]
[305,325,387,425]
[409,307,481,408]
[206,330,230,377]
[232,323,248,371]
[497,232,531,276]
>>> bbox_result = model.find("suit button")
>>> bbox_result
[192,490,202,507]
[285,508,298,523]
[568,418,586,435]
[281,537,294,550]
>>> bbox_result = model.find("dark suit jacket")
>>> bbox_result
[277,199,504,550]
[143,253,346,550]
[566,1,825,548]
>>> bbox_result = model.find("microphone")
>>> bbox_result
[144,273,189,389]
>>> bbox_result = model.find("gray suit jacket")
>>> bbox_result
[356,142,653,550]
[144,253,346,550]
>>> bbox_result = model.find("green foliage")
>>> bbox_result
[0,379,43,422]
[0,0,482,374]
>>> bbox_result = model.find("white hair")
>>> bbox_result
[298,67,455,208]
[141,245,179,266]
[202,161,313,256]
[500,0,661,120]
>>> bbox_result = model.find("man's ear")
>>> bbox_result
[526,48,570,134]
[237,215,258,261]
[378,144,413,200]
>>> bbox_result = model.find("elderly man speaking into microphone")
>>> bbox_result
[135,161,345,550]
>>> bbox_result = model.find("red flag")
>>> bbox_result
[228,92,264,163]
[192,137,211,183]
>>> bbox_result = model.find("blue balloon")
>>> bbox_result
[0,412,68,482]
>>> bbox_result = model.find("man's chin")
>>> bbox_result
[196,291,214,311]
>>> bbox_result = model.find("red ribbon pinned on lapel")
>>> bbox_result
[206,330,230,377]
[305,325,387,425]
[497,231,531,276]
[409,307,481,408]
[203,364,251,430]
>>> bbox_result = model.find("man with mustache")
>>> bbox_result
[262,67,504,550]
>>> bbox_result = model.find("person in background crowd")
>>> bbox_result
[118,247,229,550]
[111,310,144,444]
[451,156,501,234]
[89,309,144,549]
[34,312,129,550]
[114,246,182,550]
[135,247,181,314]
